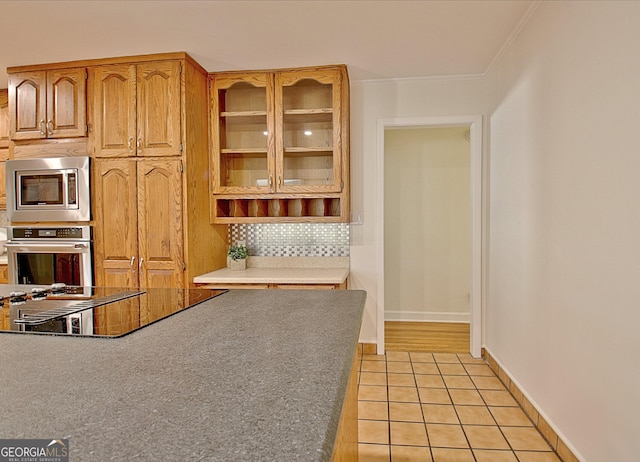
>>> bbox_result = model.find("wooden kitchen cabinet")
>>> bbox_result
[210,65,350,223]
[91,53,228,289]
[0,89,8,209]
[89,60,181,158]
[0,264,8,284]
[8,68,87,140]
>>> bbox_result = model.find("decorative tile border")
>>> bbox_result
[482,348,580,462]
[228,223,350,257]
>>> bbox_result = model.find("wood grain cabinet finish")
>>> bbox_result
[93,158,185,289]
[0,89,8,209]
[90,53,227,289]
[210,65,350,223]
[90,61,181,158]
[8,68,87,140]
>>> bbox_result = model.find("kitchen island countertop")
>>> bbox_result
[0,289,366,461]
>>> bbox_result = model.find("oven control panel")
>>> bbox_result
[8,226,91,240]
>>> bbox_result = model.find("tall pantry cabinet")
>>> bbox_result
[89,53,226,289]
[0,89,8,209]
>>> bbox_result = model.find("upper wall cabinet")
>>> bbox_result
[8,68,87,140]
[90,61,182,158]
[210,65,350,223]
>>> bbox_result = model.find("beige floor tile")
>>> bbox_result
[389,402,424,423]
[359,385,388,401]
[390,421,429,446]
[359,400,389,421]
[422,404,459,424]
[390,445,432,462]
[514,451,562,462]
[410,352,435,363]
[443,375,475,389]
[418,388,452,405]
[362,360,387,373]
[363,354,386,361]
[412,362,440,375]
[360,372,388,386]
[449,389,485,405]
[388,386,420,403]
[471,376,506,390]
[358,443,390,461]
[415,374,446,388]
[433,353,461,364]
[437,363,467,375]
[463,364,494,376]
[455,405,496,425]
[489,406,533,426]
[431,448,475,462]
[463,425,510,449]
[386,351,411,362]
[359,420,390,444]
[426,424,469,448]
[501,427,553,451]
[479,390,518,406]
[387,373,415,387]
[473,449,518,462]
[386,361,414,374]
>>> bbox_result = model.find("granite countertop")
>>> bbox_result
[0,289,366,461]
[194,257,350,285]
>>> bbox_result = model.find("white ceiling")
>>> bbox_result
[0,0,535,88]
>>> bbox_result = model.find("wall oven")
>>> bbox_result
[5,156,90,222]
[5,226,93,290]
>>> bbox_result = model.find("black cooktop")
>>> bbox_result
[0,285,228,338]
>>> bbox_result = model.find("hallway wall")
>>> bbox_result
[486,2,640,461]
[384,127,471,322]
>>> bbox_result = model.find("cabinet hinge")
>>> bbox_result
[179,161,184,173]
[179,62,183,74]
[85,124,90,134]
[85,70,88,80]
[180,143,184,152]
[341,180,344,190]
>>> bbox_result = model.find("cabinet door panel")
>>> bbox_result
[91,64,136,157]
[0,89,9,148]
[9,71,46,140]
[137,159,184,288]
[93,158,139,288]
[47,68,87,138]
[137,61,181,157]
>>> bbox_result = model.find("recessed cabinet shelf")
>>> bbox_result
[209,65,350,223]
[214,197,342,223]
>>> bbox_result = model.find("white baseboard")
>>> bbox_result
[384,311,470,323]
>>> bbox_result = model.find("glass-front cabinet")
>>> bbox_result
[210,65,349,223]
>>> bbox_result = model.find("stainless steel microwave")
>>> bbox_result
[5,156,91,222]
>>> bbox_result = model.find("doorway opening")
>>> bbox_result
[376,116,483,357]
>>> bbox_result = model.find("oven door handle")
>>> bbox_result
[4,242,91,253]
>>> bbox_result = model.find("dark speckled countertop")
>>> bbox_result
[0,289,366,462]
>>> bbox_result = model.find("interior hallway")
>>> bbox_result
[357,322,561,461]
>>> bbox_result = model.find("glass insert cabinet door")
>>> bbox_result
[275,68,343,193]
[211,72,275,193]
[211,68,344,194]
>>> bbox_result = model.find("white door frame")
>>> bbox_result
[376,115,483,357]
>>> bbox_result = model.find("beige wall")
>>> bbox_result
[486,2,640,461]
[383,127,471,322]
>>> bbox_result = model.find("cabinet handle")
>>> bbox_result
[130,256,136,268]
[128,137,134,153]
[269,175,273,192]
[47,120,53,136]
[138,257,144,272]
[137,138,142,153]
[278,176,282,188]
[39,120,46,136]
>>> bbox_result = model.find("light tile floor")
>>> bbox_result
[358,351,561,462]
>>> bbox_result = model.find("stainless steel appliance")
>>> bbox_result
[5,156,90,222]
[5,226,93,288]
